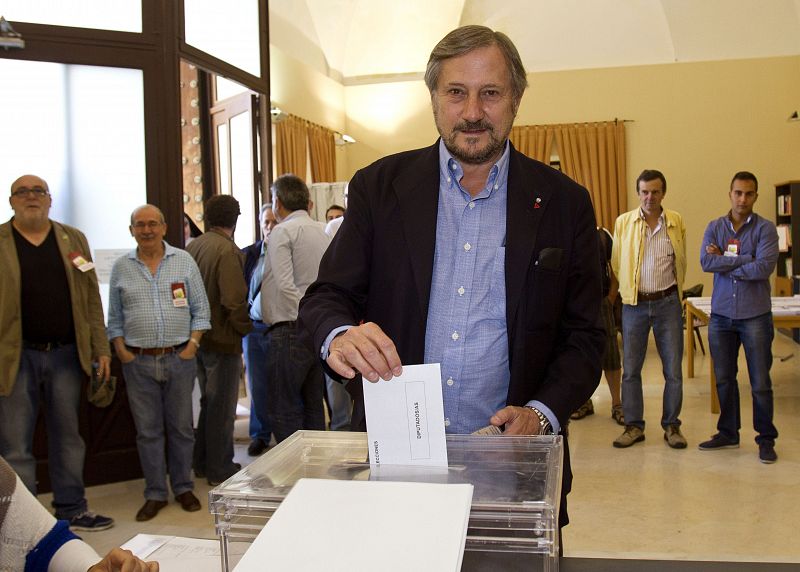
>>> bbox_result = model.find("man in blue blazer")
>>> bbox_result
[299,25,604,531]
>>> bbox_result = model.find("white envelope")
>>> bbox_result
[363,363,448,468]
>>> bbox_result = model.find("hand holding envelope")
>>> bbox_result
[327,321,403,382]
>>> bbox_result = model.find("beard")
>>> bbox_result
[443,121,507,165]
[432,99,513,165]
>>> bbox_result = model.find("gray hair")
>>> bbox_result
[130,204,165,226]
[272,174,309,213]
[424,25,528,102]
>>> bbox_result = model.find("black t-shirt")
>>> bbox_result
[13,225,76,344]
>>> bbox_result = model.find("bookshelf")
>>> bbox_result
[775,181,799,343]
[775,181,798,290]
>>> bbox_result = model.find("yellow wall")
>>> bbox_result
[341,56,800,292]
[519,56,800,291]
[269,44,348,181]
[271,49,800,292]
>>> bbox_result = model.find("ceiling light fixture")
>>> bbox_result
[0,16,25,50]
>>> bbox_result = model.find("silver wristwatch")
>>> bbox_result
[525,406,554,435]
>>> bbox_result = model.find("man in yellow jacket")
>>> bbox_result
[611,169,687,449]
[0,174,113,531]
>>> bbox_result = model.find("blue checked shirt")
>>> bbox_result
[700,212,779,320]
[425,140,557,434]
[107,242,211,347]
[424,141,509,433]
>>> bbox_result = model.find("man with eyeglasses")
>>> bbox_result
[0,174,114,531]
[107,204,211,521]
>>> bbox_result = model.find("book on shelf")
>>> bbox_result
[787,258,793,277]
[777,194,792,216]
[776,224,791,252]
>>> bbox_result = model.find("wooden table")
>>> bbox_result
[684,297,800,413]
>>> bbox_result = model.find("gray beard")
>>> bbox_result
[442,130,506,166]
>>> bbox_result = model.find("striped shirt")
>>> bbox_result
[638,210,676,294]
[107,242,211,347]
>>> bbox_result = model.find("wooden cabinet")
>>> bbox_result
[775,181,799,284]
[775,275,793,297]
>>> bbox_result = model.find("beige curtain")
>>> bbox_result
[308,123,336,183]
[275,114,308,179]
[509,125,555,163]
[552,121,627,230]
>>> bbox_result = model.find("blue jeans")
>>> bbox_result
[708,312,778,445]
[122,353,196,501]
[194,349,242,481]
[0,344,87,519]
[243,322,271,442]
[621,292,684,430]
[266,325,325,443]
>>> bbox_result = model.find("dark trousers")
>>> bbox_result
[265,324,325,443]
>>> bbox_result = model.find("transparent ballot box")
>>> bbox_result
[210,430,564,571]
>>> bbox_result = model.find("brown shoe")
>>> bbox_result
[136,499,168,522]
[175,491,201,512]
[613,425,645,448]
[664,425,687,449]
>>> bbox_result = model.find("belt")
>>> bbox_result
[266,321,296,333]
[637,284,677,302]
[23,340,71,352]
[126,343,187,356]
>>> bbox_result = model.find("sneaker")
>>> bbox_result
[69,511,114,531]
[611,405,625,426]
[613,426,645,448]
[698,434,739,451]
[664,425,687,449]
[759,443,777,464]
[570,400,595,420]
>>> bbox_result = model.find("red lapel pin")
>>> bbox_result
[534,197,542,209]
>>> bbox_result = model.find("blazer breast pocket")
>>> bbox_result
[534,247,563,272]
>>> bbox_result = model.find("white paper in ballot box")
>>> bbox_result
[362,362,448,469]
[234,478,474,572]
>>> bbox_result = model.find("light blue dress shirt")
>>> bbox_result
[248,242,266,322]
[423,141,510,433]
[107,242,211,347]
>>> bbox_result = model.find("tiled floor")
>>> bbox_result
[40,331,800,564]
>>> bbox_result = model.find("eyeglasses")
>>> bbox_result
[12,186,49,198]
[132,221,164,230]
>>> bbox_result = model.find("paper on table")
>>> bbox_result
[122,534,247,571]
[234,478,473,572]
[121,534,172,559]
[362,363,447,468]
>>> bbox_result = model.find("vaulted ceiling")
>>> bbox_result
[270,0,800,84]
